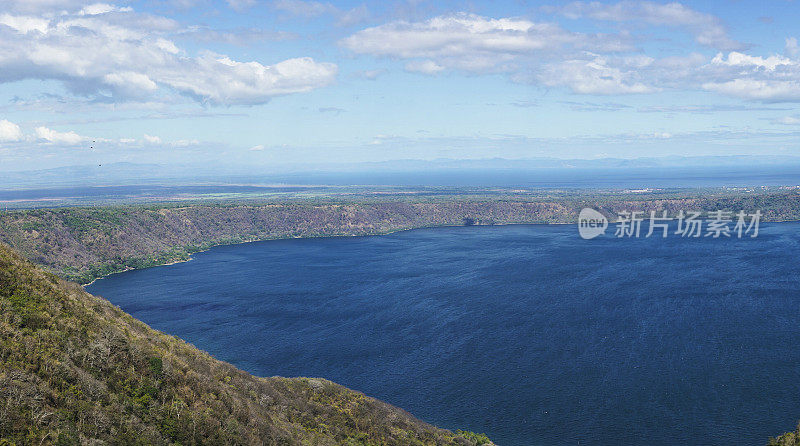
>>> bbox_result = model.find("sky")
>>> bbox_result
[1,0,800,171]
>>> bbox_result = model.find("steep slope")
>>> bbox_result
[3,190,799,284]
[0,243,489,445]
[770,424,800,446]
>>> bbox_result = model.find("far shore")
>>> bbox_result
[81,222,551,286]
[80,217,800,287]
[1,189,794,286]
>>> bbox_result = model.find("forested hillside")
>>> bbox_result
[2,191,799,284]
[0,242,490,445]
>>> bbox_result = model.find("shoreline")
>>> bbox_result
[82,257,196,286]
[80,217,800,287]
[80,221,563,286]
[6,189,794,288]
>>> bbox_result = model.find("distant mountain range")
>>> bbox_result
[345,155,800,170]
[2,156,800,189]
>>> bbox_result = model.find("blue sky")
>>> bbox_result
[1,0,800,171]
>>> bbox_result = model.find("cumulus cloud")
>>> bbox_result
[0,14,51,33]
[0,119,24,142]
[341,12,683,94]
[0,6,337,105]
[102,71,159,97]
[702,79,800,102]
[341,13,632,76]
[343,13,630,58]
[534,48,800,101]
[709,51,793,70]
[164,55,337,104]
[342,10,800,101]
[35,126,85,144]
[699,52,800,102]
[554,1,744,51]
[79,3,133,15]
[143,134,162,144]
[537,55,657,94]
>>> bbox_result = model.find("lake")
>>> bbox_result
[87,223,800,445]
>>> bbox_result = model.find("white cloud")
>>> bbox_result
[102,71,158,97]
[700,52,800,102]
[405,60,445,74]
[710,51,793,70]
[786,38,799,58]
[555,1,744,50]
[170,139,199,147]
[341,13,632,78]
[0,7,338,105]
[79,3,133,15]
[776,116,800,125]
[537,55,657,95]
[0,119,23,142]
[0,13,50,33]
[342,10,800,101]
[249,144,266,151]
[160,55,337,104]
[343,13,629,59]
[143,134,162,144]
[702,79,800,102]
[35,126,85,144]
[540,46,800,101]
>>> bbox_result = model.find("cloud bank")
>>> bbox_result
[341,5,800,102]
[0,5,337,105]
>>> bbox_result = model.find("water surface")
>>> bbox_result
[87,223,800,445]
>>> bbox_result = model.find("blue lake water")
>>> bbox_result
[86,223,800,445]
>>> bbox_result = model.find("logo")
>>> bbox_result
[578,208,608,239]
[576,209,761,240]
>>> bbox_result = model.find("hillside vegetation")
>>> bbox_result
[2,191,800,444]
[770,426,800,446]
[0,242,490,445]
[2,191,799,284]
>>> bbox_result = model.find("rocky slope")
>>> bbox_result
[2,191,799,284]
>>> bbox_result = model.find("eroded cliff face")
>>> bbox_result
[0,200,573,283]
[3,191,798,284]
